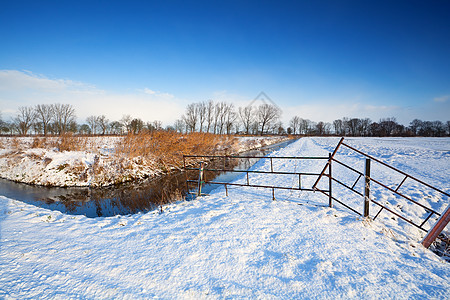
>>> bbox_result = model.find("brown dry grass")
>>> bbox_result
[53,133,90,152]
[25,135,91,152]
[31,137,49,148]
[116,131,233,170]
[10,137,21,150]
[2,132,238,175]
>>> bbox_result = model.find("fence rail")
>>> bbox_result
[312,137,449,247]
[183,137,449,249]
[183,155,331,201]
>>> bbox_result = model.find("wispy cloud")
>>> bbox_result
[0,70,91,92]
[0,70,185,125]
[433,95,450,103]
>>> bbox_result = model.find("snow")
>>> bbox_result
[1,137,449,299]
[0,136,287,187]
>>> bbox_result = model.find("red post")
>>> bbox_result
[312,137,344,190]
[422,204,450,248]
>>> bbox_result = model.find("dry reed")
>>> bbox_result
[52,133,90,152]
[116,131,233,170]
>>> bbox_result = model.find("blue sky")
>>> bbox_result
[1,0,449,125]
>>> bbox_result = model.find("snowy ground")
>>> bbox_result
[0,135,286,187]
[1,137,449,299]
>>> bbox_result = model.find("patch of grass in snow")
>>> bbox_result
[31,137,49,148]
[116,131,235,170]
[57,163,69,172]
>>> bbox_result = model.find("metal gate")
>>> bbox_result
[183,137,449,249]
[183,154,331,202]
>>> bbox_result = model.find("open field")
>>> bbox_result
[0,137,448,299]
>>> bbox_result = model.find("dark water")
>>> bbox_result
[0,139,295,217]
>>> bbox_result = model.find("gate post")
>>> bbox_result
[328,153,332,208]
[197,161,206,197]
[364,158,371,217]
[422,204,450,248]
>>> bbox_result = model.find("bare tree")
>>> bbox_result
[109,121,123,135]
[346,118,361,136]
[257,104,281,135]
[197,102,207,133]
[225,103,237,135]
[97,115,109,135]
[359,118,372,136]
[239,106,254,135]
[14,106,36,135]
[333,119,344,136]
[120,115,133,134]
[130,118,144,134]
[153,120,162,131]
[213,102,224,134]
[79,124,91,134]
[52,103,76,135]
[409,119,422,136]
[299,118,312,135]
[316,121,326,135]
[213,102,228,134]
[205,100,214,133]
[183,103,199,133]
[379,117,398,136]
[289,116,300,135]
[174,119,185,133]
[34,104,54,136]
[86,116,98,134]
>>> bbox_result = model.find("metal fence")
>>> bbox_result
[183,154,331,202]
[183,137,449,248]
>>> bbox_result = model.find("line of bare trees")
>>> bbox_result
[288,116,450,137]
[2,103,77,135]
[0,104,165,136]
[175,100,282,135]
[1,102,449,137]
[77,114,163,135]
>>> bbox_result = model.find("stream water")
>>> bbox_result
[0,139,295,217]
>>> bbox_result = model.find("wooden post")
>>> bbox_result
[422,205,450,248]
[270,157,273,172]
[197,161,205,197]
[328,153,332,208]
[364,158,371,217]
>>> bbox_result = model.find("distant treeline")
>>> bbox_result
[2,102,449,137]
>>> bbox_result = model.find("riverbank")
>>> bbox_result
[0,133,289,187]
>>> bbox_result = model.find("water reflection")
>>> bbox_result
[0,139,294,217]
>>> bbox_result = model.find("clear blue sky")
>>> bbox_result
[1,0,449,125]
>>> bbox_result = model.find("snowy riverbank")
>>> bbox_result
[0,137,449,299]
[0,135,287,187]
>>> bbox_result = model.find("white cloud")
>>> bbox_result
[142,88,156,95]
[0,70,89,92]
[0,70,186,125]
[434,95,450,103]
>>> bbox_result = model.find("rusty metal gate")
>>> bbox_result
[183,137,449,249]
[183,154,331,202]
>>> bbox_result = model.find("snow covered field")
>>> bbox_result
[1,137,449,299]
